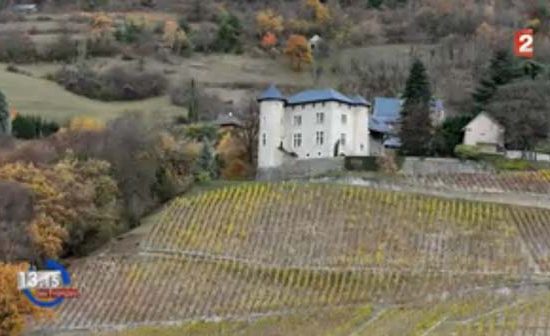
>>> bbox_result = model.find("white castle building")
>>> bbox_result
[257,85,371,168]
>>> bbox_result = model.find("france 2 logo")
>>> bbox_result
[514,29,534,58]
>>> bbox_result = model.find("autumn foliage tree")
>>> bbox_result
[217,132,250,180]
[90,12,113,41]
[163,20,189,54]
[256,9,284,36]
[68,116,105,132]
[284,34,313,71]
[0,262,51,336]
[261,32,277,49]
[305,0,331,24]
[0,157,123,259]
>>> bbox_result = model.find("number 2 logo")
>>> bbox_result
[514,29,534,58]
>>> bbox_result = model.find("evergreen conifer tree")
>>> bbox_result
[0,90,10,136]
[472,49,519,113]
[188,78,199,123]
[399,59,433,156]
[194,141,218,180]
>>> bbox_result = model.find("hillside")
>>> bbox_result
[30,182,550,335]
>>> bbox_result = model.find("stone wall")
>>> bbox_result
[257,158,344,181]
[505,150,550,162]
[400,157,493,175]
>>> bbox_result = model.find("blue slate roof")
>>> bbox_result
[258,85,369,106]
[352,95,370,106]
[258,84,286,102]
[287,89,355,105]
[370,97,402,134]
[370,97,445,147]
[372,97,402,119]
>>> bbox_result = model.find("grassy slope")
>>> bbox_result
[0,65,183,123]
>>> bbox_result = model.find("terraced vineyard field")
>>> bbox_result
[33,183,550,335]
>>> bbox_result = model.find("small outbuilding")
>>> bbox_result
[463,112,505,153]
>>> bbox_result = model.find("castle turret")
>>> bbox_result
[257,84,286,168]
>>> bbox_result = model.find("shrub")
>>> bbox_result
[41,33,79,62]
[190,23,217,53]
[212,11,243,53]
[68,116,105,132]
[178,16,191,33]
[454,144,481,160]
[11,116,59,140]
[0,31,37,63]
[432,115,472,157]
[86,37,119,57]
[114,20,144,44]
[376,152,399,174]
[493,158,533,171]
[54,65,167,101]
[184,123,218,142]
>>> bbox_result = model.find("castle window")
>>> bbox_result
[316,131,324,145]
[341,114,347,124]
[294,115,302,126]
[262,133,266,146]
[322,102,326,107]
[340,133,346,146]
[360,144,364,151]
[316,112,324,124]
[293,133,302,148]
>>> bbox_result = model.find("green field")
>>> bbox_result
[0,65,183,123]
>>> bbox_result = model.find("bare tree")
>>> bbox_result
[487,79,550,151]
[340,59,408,98]
[236,99,259,169]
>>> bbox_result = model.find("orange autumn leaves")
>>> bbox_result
[284,34,313,71]
[0,158,120,260]
[0,262,51,336]
[256,1,324,71]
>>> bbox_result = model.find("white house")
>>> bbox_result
[463,112,505,153]
[12,4,38,14]
[257,85,370,168]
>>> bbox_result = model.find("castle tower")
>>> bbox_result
[257,84,286,168]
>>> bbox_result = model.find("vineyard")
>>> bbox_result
[32,183,550,335]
